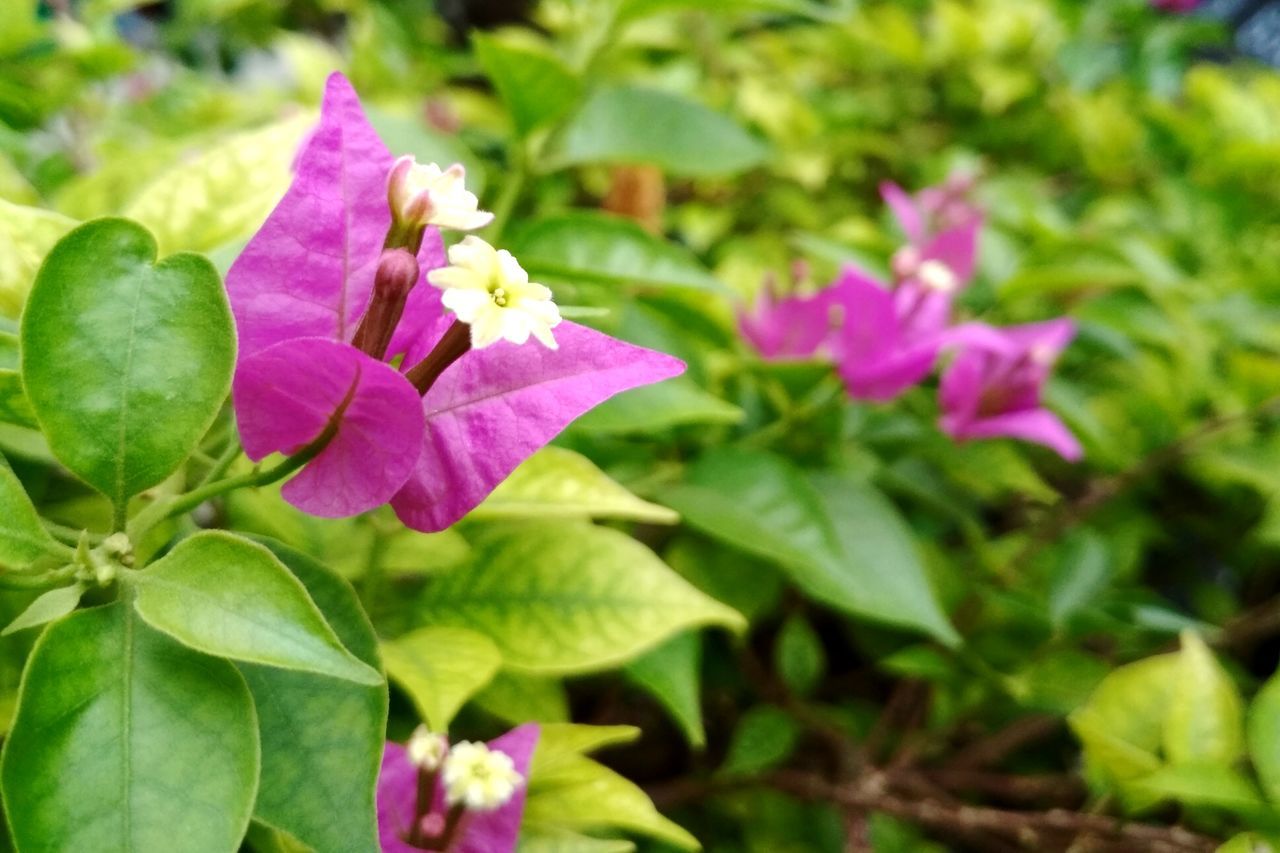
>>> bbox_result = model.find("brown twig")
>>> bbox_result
[1009,395,1280,572]
[773,771,1219,853]
[945,715,1063,771]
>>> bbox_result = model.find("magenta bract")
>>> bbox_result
[226,73,684,530]
[938,319,1082,460]
[377,725,539,853]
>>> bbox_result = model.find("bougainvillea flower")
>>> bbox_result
[881,173,982,245]
[428,236,562,349]
[938,319,1082,460]
[1152,0,1200,11]
[890,220,981,342]
[388,157,494,232]
[827,267,943,402]
[738,278,840,360]
[227,72,683,530]
[378,725,539,853]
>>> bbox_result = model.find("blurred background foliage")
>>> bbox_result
[5,0,1280,850]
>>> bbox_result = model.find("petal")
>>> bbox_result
[953,408,1084,461]
[921,219,981,285]
[880,181,924,243]
[376,744,421,853]
[827,267,898,365]
[391,322,685,532]
[227,73,443,359]
[233,337,424,517]
[450,725,540,853]
[937,348,987,422]
[839,339,938,402]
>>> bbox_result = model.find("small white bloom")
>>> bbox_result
[387,156,494,232]
[428,236,561,350]
[407,726,449,772]
[916,259,958,293]
[441,741,524,812]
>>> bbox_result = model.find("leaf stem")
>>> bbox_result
[0,564,78,591]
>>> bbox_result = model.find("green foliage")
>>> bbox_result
[511,212,726,293]
[240,540,386,853]
[0,453,64,568]
[416,522,744,673]
[382,625,501,731]
[20,219,234,515]
[133,532,381,685]
[1,602,260,853]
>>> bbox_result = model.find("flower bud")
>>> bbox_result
[891,246,921,281]
[387,156,494,233]
[375,249,420,300]
[441,741,524,812]
[407,725,448,772]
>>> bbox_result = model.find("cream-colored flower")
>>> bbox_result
[917,259,958,293]
[406,726,448,772]
[427,236,561,350]
[441,741,524,812]
[387,156,494,231]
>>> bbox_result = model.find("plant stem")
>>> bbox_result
[0,564,78,591]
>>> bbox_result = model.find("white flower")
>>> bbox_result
[427,236,561,350]
[406,726,448,772]
[441,741,524,812]
[387,156,494,232]
[917,259,958,293]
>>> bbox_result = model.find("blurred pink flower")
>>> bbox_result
[228,73,683,531]
[1152,0,1201,12]
[737,277,840,360]
[378,725,538,853]
[827,267,944,402]
[938,320,1082,460]
[881,173,982,245]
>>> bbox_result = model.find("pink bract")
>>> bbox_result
[938,319,1083,460]
[828,267,942,402]
[226,72,684,529]
[737,279,838,361]
[377,725,539,853]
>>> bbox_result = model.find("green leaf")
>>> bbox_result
[720,706,801,776]
[1124,763,1267,817]
[0,200,76,318]
[1,583,83,636]
[1048,531,1112,627]
[617,0,849,24]
[0,370,35,429]
[416,522,744,674]
[20,218,235,511]
[383,625,501,732]
[570,379,743,434]
[123,114,314,254]
[531,723,642,775]
[546,85,768,177]
[625,632,705,747]
[664,450,957,644]
[1,602,259,853]
[238,539,386,853]
[775,615,825,697]
[1163,631,1245,766]
[133,531,381,685]
[471,447,678,523]
[511,212,725,294]
[525,752,698,851]
[1250,669,1280,804]
[475,671,570,725]
[1218,833,1280,853]
[472,33,583,137]
[0,452,65,567]
[1069,654,1179,783]
[518,825,635,853]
